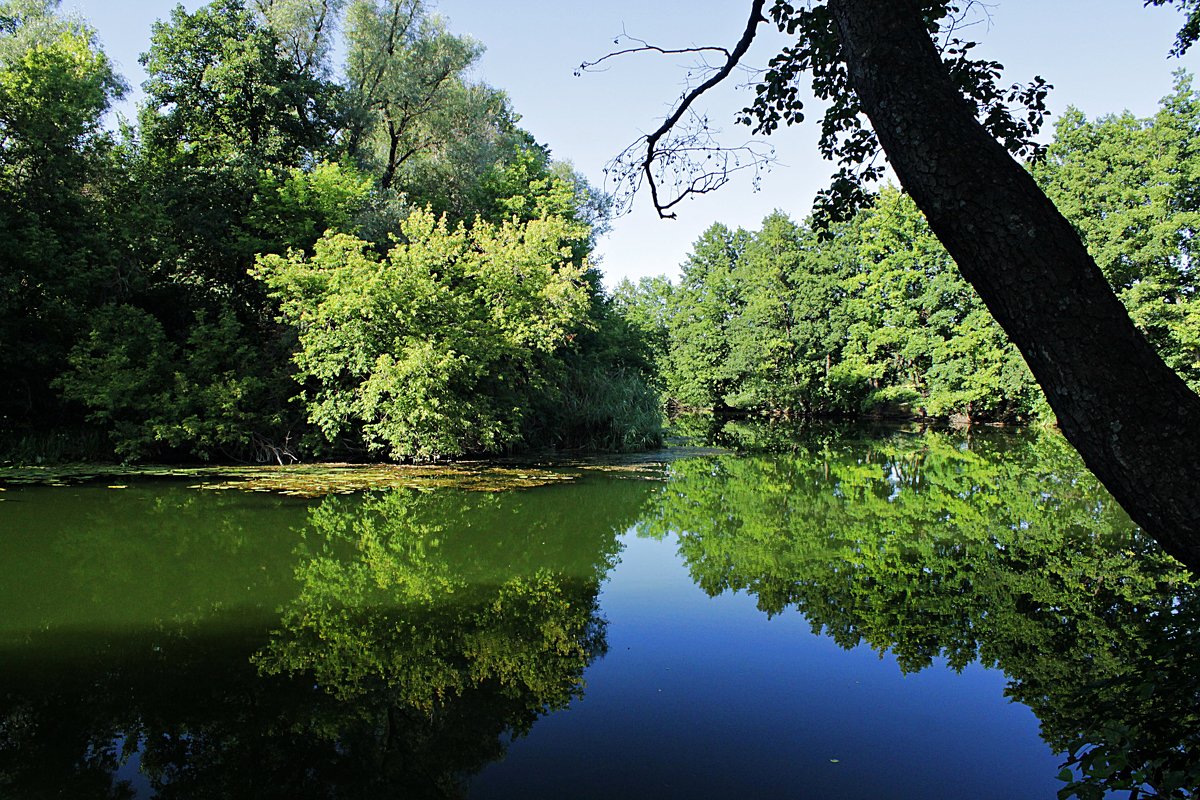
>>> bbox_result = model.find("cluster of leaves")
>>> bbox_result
[1035,71,1200,394]
[53,303,289,460]
[618,189,1041,420]
[0,0,126,431]
[255,209,594,459]
[1,0,659,462]
[736,1,1052,226]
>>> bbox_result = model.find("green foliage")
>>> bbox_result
[645,193,1040,421]
[645,75,1200,424]
[524,333,664,454]
[842,189,1039,418]
[139,0,333,172]
[0,2,121,161]
[0,0,650,461]
[740,1,1051,225]
[340,0,567,233]
[244,159,375,254]
[342,0,481,188]
[727,210,859,412]
[0,0,125,424]
[612,275,673,378]
[134,0,339,304]
[663,222,749,410]
[55,304,286,460]
[1035,71,1200,391]
[524,280,664,453]
[255,209,595,459]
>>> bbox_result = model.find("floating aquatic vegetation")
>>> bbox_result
[188,464,583,497]
[0,457,680,497]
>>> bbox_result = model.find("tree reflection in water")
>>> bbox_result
[0,478,649,799]
[2,426,1198,798]
[643,423,1200,799]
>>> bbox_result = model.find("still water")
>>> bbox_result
[0,424,1196,799]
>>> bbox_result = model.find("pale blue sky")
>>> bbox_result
[66,1,1200,288]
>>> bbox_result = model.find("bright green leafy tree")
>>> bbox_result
[255,208,594,459]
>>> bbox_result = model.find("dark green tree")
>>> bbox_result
[136,0,338,301]
[0,0,125,427]
[842,189,1040,419]
[727,210,858,413]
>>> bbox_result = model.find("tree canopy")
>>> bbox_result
[0,0,662,463]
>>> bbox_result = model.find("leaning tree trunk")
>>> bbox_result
[827,0,1200,570]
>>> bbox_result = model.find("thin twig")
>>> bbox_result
[575,28,732,74]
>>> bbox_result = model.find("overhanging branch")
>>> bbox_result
[583,0,771,219]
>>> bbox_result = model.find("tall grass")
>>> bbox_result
[525,365,664,453]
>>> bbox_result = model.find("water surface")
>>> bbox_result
[1,425,1195,798]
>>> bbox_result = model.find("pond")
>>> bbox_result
[0,423,1196,799]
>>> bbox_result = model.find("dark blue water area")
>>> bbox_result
[472,532,1062,799]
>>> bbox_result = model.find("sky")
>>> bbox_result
[65,0,1200,289]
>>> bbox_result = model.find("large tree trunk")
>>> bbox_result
[827,0,1200,570]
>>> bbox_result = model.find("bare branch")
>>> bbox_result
[938,0,997,48]
[605,106,774,219]
[575,29,731,74]
[585,0,770,219]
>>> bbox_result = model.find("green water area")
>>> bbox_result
[1,424,1195,799]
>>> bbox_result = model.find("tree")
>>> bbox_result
[254,208,595,459]
[620,0,1200,570]
[1034,72,1200,393]
[250,0,345,74]
[612,275,673,376]
[650,197,1039,420]
[342,0,485,193]
[136,0,338,301]
[664,222,749,410]
[0,0,125,425]
[724,212,806,410]
[842,188,1039,419]
[824,0,1200,569]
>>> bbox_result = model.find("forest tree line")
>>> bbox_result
[5,0,1200,461]
[616,71,1200,424]
[0,0,661,462]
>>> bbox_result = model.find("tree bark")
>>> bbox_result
[827,0,1200,570]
